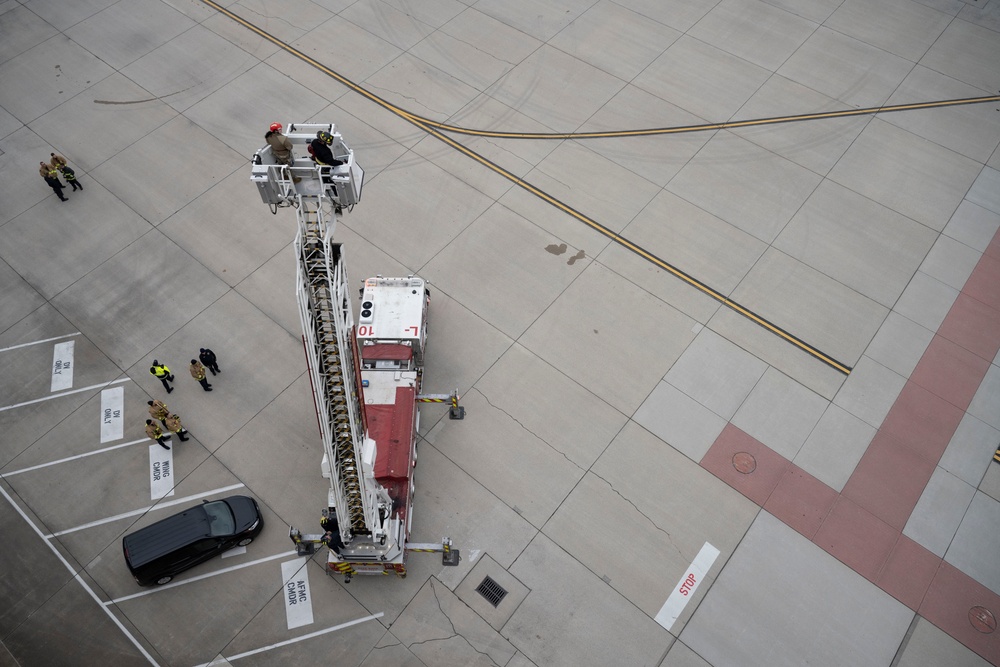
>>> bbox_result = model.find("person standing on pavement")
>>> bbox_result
[189,359,212,391]
[199,348,220,375]
[145,419,171,449]
[49,153,67,170]
[40,162,67,201]
[60,164,82,191]
[164,413,190,442]
[147,399,170,428]
[150,360,175,393]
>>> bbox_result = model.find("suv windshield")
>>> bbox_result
[202,500,236,537]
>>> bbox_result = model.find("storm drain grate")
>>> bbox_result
[475,576,508,608]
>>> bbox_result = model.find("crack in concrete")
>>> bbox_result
[445,34,519,68]
[366,83,452,118]
[474,387,581,470]
[481,137,535,170]
[589,469,686,563]
[237,5,300,31]
[403,579,500,665]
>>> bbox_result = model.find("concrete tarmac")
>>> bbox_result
[2,0,1000,665]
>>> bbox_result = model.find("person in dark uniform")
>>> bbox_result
[60,165,82,191]
[320,514,344,554]
[199,348,220,375]
[145,420,171,449]
[40,162,67,201]
[189,359,212,391]
[150,361,174,393]
[310,131,344,168]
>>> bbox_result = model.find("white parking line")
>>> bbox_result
[107,551,299,604]
[0,332,80,354]
[0,482,160,666]
[0,439,149,478]
[45,484,245,538]
[191,613,385,667]
[0,377,129,413]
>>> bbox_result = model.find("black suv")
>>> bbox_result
[123,495,263,586]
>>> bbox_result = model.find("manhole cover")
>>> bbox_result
[476,576,508,608]
[732,452,757,474]
[970,606,996,633]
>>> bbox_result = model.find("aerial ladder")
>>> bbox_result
[251,124,460,581]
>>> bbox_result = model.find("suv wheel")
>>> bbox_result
[155,575,173,585]
[237,537,253,547]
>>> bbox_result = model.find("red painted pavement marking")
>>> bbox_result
[841,430,938,530]
[762,464,837,541]
[877,535,941,612]
[813,495,899,583]
[937,293,1000,362]
[909,335,991,412]
[700,424,787,506]
[962,253,1000,313]
[985,227,1000,262]
[699,222,1000,663]
[921,562,1000,659]
[876,381,967,464]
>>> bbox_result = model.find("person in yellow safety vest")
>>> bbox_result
[147,399,169,426]
[163,413,190,442]
[150,360,175,393]
[265,123,294,166]
[145,419,171,450]
[189,359,212,392]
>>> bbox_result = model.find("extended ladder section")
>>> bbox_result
[252,124,395,555]
[254,123,458,581]
[294,204,390,543]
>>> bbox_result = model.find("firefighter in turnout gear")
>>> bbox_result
[164,413,190,442]
[310,131,344,168]
[145,420,171,449]
[189,359,212,391]
[147,399,169,427]
[39,162,67,201]
[60,165,82,191]
[265,123,294,166]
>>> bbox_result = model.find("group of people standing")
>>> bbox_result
[38,152,81,202]
[144,348,221,449]
[144,399,188,450]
